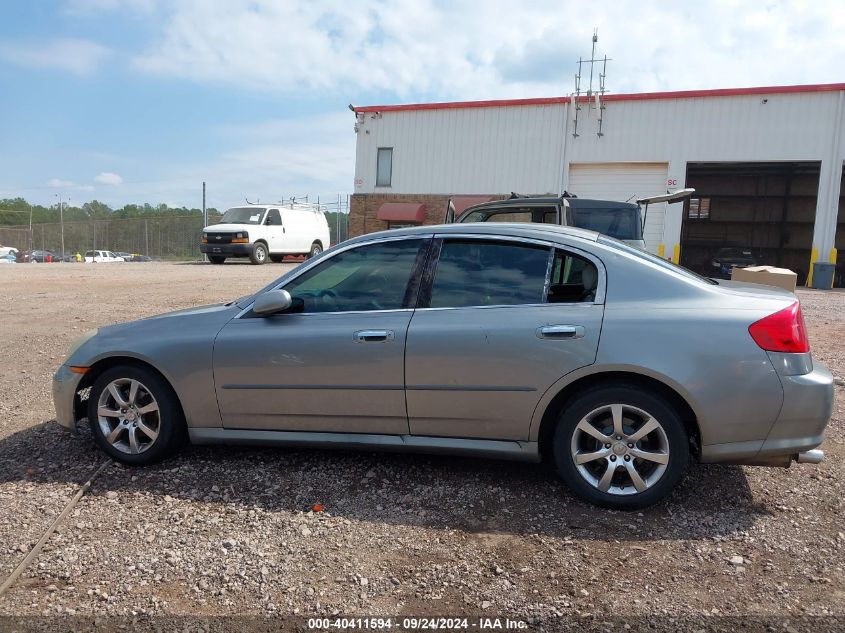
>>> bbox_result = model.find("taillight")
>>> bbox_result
[748,301,809,353]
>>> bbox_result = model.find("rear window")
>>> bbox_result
[569,206,643,240]
[598,236,716,285]
[459,205,557,224]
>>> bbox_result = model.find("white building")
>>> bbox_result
[349,83,845,286]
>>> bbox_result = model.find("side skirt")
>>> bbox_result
[188,428,541,462]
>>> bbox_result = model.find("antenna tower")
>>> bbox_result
[572,29,610,137]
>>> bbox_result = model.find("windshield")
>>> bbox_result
[569,206,643,240]
[219,207,266,225]
[598,235,717,285]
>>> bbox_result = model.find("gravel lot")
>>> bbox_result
[0,262,843,629]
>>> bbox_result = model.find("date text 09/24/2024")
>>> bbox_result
[307,617,528,630]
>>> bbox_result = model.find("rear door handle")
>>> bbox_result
[353,329,394,343]
[537,325,585,340]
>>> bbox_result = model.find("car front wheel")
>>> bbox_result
[250,242,268,265]
[87,365,183,465]
[552,385,688,509]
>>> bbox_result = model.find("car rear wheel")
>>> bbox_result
[87,366,183,465]
[250,242,268,265]
[208,256,226,265]
[308,242,322,258]
[552,385,688,509]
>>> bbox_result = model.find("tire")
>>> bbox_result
[87,365,184,465]
[269,255,284,263]
[308,242,323,258]
[250,242,268,265]
[208,256,226,265]
[551,384,688,510]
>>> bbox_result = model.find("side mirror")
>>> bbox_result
[253,289,293,316]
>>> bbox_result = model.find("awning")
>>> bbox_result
[450,195,498,216]
[377,202,426,223]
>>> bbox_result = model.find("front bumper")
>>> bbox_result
[200,243,252,257]
[52,364,85,431]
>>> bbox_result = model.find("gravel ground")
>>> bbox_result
[0,263,843,630]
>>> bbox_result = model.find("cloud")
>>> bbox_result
[94,172,124,186]
[48,178,75,188]
[0,38,109,75]
[130,0,845,100]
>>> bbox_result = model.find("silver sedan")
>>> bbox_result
[53,223,833,509]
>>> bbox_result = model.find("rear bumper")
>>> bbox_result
[700,359,833,465]
[200,243,252,257]
[757,359,833,457]
[52,364,84,432]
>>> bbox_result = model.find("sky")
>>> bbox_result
[0,0,843,212]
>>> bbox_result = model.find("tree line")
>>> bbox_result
[0,197,220,226]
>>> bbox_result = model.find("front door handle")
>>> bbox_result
[537,325,585,340]
[353,329,394,343]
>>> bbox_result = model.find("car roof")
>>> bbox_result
[462,196,639,212]
[351,222,601,245]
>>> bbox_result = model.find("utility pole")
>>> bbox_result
[55,194,66,262]
[202,181,207,262]
[28,203,33,254]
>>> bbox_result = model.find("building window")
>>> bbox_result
[688,197,711,220]
[376,148,393,187]
[387,221,415,229]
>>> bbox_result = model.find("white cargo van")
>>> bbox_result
[201,203,331,265]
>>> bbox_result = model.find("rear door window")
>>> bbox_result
[547,249,599,303]
[427,240,550,308]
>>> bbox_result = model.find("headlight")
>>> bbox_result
[65,329,98,362]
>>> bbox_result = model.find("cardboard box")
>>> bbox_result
[730,265,797,293]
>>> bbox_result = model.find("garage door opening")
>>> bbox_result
[681,162,820,285]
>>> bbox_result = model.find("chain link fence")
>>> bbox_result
[0,212,349,260]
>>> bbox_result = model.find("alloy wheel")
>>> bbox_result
[570,403,669,496]
[96,378,160,454]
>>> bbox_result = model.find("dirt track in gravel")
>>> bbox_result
[0,262,842,629]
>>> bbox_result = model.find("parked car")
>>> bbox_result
[114,252,134,262]
[53,223,832,509]
[132,254,153,262]
[26,249,56,263]
[710,247,760,279]
[0,245,18,258]
[0,253,16,264]
[200,203,331,265]
[84,250,124,263]
[449,195,645,248]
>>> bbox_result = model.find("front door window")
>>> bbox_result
[283,239,425,313]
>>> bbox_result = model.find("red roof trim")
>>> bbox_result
[353,83,845,113]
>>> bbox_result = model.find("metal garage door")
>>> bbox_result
[568,162,669,253]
